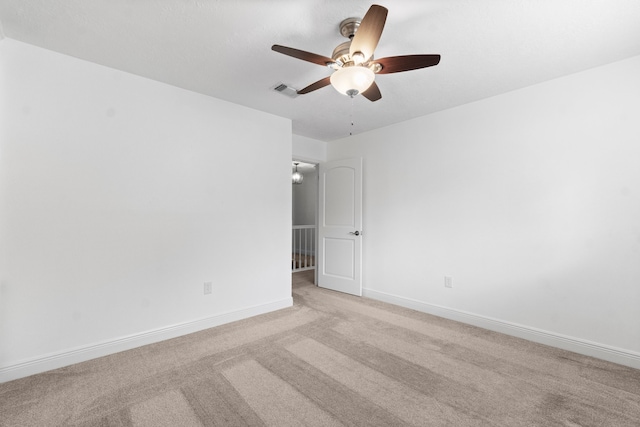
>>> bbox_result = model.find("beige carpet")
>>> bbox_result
[1,270,639,426]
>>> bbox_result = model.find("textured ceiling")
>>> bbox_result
[1,0,640,141]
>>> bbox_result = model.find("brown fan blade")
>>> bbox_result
[361,81,382,102]
[298,76,332,94]
[373,54,441,74]
[272,45,334,67]
[350,5,388,62]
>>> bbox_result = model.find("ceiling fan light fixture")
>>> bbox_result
[271,4,440,102]
[330,66,375,97]
[351,51,366,65]
[369,62,382,73]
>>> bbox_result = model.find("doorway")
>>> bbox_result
[291,160,318,275]
[290,157,364,296]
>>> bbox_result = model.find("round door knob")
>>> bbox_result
[350,231,360,236]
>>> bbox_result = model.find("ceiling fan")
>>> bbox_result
[271,4,440,102]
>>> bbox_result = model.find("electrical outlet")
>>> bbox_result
[444,276,453,288]
[204,282,212,295]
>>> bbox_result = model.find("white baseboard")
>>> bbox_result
[0,297,293,383]
[363,288,640,370]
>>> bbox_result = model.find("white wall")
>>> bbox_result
[0,39,292,381]
[328,56,640,368]
[292,134,326,164]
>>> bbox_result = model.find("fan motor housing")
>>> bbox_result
[333,17,378,70]
[331,41,352,65]
[339,17,360,39]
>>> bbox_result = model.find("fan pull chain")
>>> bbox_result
[349,96,355,136]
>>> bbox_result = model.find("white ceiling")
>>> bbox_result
[1,1,639,141]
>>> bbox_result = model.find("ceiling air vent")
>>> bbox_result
[272,82,299,98]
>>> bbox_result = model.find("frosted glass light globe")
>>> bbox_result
[292,170,304,184]
[292,163,304,184]
[330,66,375,97]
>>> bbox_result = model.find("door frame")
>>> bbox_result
[291,155,363,295]
[291,157,320,284]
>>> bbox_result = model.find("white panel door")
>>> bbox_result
[318,158,362,296]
